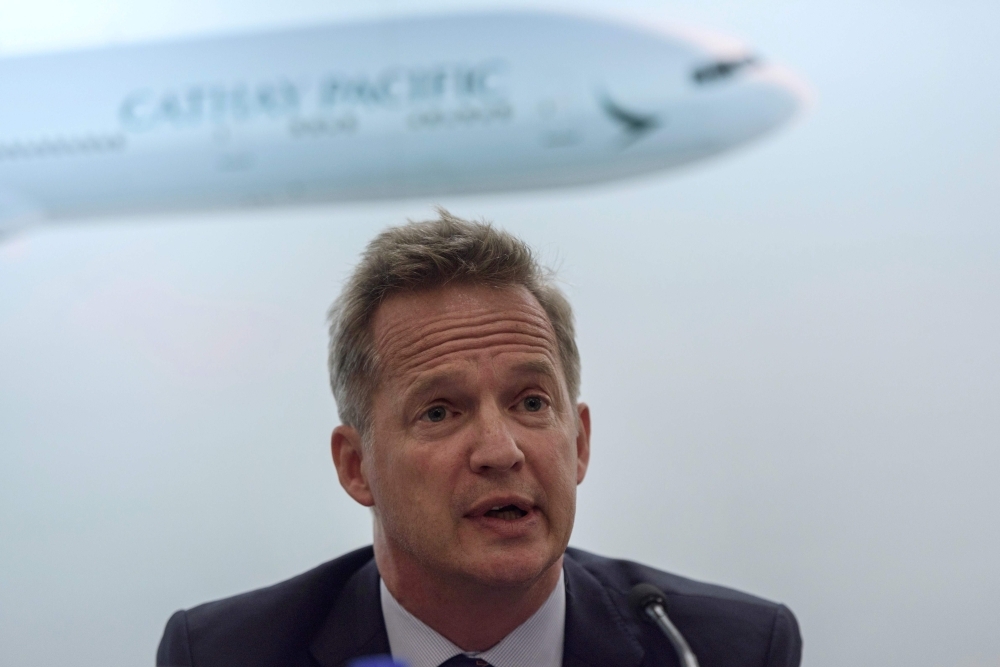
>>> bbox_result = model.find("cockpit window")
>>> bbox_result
[692,56,758,84]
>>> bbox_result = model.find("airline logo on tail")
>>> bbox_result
[600,95,660,142]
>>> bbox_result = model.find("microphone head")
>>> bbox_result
[628,583,668,615]
[348,657,409,667]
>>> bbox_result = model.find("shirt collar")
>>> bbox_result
[380,568,566,667]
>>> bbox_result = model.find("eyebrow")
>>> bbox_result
[509,358,560,380]
[404,372,458,404]
[399,358,560,407]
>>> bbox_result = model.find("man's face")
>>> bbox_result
[359,283,589,589]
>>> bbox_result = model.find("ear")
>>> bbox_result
[575,402,591,485]
[331,425,375,507]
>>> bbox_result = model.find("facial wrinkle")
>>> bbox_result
[399,335,555,378]
[375,304,552,360]
[387,322,552,372]
[377,308,557,381]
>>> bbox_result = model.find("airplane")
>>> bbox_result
[0,10,809,236]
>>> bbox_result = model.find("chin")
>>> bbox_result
[459,547,560,589]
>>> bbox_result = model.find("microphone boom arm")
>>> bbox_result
[629,583,701,667]
[644,602,700,667]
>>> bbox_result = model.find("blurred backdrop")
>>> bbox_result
[1,1,998,666]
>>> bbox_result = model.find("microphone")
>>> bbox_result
[348,657,409,667]
[629,583,700,667]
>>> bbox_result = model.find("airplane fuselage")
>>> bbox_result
[0,12,806,231]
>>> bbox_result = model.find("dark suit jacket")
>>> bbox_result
[157,546,801,667]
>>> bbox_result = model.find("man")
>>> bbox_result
[157,212,802,667]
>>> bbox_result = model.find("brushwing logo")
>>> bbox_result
[599,95,660,142]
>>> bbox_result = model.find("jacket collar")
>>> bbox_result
[307,549,645,667]
[310,556,391,667]
[562,551,645,667]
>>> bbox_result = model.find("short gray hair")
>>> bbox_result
[327,210,580,433]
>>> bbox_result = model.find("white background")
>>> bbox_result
[1,1,998,666]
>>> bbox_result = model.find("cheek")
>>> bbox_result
[531,432,581,491]
[379,438,460,506]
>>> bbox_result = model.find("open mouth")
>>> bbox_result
[483,505,529,520]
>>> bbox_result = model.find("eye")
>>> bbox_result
[423,406,448,423]
[522,396,545,412]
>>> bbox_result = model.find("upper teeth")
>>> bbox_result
[491,506,502,510]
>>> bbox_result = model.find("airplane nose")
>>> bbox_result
[684,57,812,149]
[745,62,813,126]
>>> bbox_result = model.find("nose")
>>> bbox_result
[468,405,525,474]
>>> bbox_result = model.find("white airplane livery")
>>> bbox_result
[0,11,808,234]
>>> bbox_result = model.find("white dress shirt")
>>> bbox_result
[379,569,565,667]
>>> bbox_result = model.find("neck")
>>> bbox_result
[374,536,562,652]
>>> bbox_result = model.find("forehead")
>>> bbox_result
[371,283,559,383]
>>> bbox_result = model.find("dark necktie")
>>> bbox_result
[437,655,494,667]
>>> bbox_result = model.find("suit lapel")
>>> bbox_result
[307,549,645,667]
[310,557,391,667]
[562,552,645,667]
